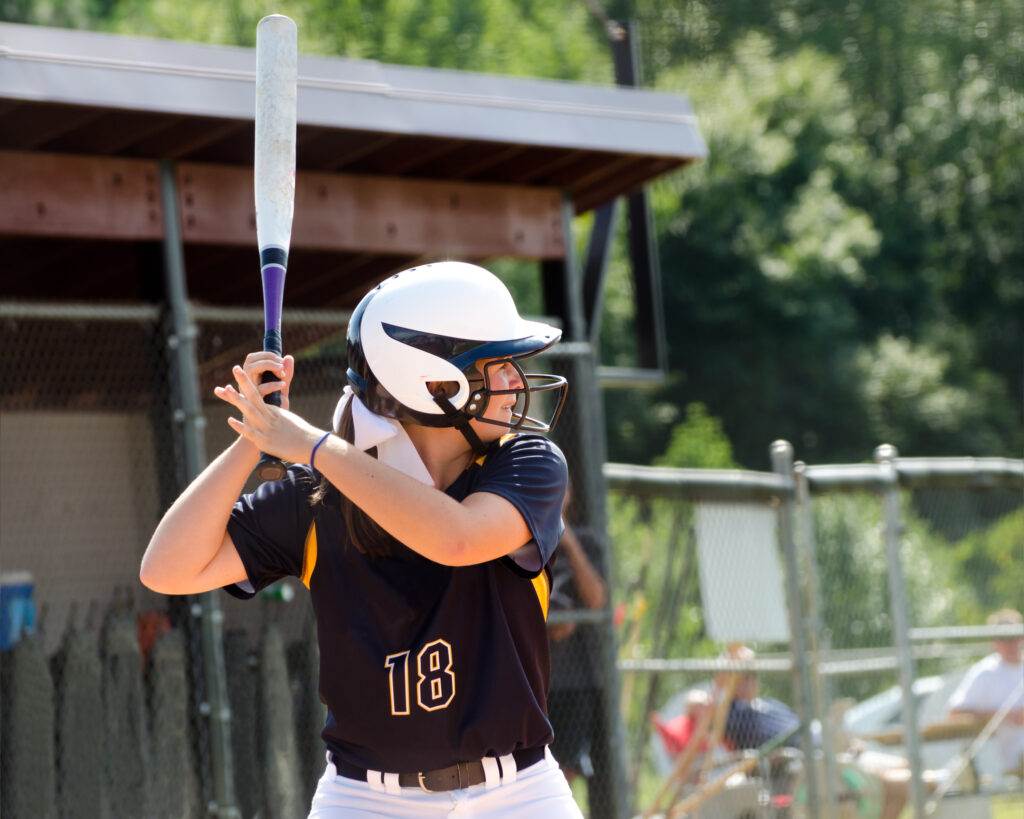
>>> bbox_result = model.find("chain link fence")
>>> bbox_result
[194,306,349,816]
[0,303,206,818]
[3,298,1020,819]
[0,303,349,817]
[0,302,626,818]
[803,458,1024,818]
[605,462,806,818]
[605,452,1023,819]
[545,343,632,819]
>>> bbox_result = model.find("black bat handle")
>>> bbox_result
[255,328,287,482]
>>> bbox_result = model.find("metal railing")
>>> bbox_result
[606,447,1023,818]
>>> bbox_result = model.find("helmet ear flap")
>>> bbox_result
[363,320,470,414]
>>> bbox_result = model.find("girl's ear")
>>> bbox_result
[429,380,460,399]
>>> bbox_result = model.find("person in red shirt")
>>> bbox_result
[653,689,712,758]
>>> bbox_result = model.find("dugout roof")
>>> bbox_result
[0,22,706,307]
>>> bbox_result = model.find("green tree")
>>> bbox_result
[855,333,1014,454]
[951,509,1024,614]
[655,402,736,469]
[604,4,1023,465]
[9,0,612,82]
[608,36,883,467]
[7,0,1021,465]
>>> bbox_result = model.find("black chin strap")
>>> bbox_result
[432,396,489,456]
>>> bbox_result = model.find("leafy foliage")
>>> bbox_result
[4,0,610,81]
[608,38,884,467]
[855,333,1015,454]
[654,402,736,469]
[950,508,1024,613]
[605,3,1022,468]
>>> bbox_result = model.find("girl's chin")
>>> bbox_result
[472,419,514,440]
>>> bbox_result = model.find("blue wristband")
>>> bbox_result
[309,431,332,473]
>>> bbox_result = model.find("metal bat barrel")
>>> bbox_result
[255,14,297,259]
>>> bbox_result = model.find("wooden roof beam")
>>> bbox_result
[330,134,402,172]
[575,157,683,212]
[388,139,469,175]
[44,111,185,155]
[2,105,107,151]
[129,118,247,160]
[0,150,566,260]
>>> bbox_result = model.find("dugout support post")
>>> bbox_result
[159,160,240,819]
[609,21,667,374]
[582,199,619,347]
[546,193,630,819]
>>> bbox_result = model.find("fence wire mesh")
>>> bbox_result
[547,587,614,813]
[507,345,616,818]
[606,485,802,816]
[0,306,206,818]
[608,460,1023,819]
[197,309,343,816]
[816,481,1024,809]
[3,301,1019,819]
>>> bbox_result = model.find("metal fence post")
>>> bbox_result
[770,441,820,818]
[159,160,239,818]
[554,193,629,819]
[560,344,629,819]
[874,443,926,818]
[794,461,838,814]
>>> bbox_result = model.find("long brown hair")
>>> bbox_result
[309,398,398,558]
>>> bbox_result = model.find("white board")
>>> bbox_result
[695,502,790,643]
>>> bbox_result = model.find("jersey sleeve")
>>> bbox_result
[472,434,568,578]
[223,464,317,600]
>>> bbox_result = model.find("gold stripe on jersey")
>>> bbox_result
[475,432,518,466]
[300,522,318,589]
[531,568,550,620]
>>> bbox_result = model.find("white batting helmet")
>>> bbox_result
[345,262,568,451]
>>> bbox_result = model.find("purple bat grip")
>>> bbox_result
[259,249,287,411]
[261,262,287,340]
[256,249,288,481]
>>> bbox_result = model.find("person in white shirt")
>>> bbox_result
[947,608,1024,776]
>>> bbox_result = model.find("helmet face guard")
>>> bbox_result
[461,358,568,435]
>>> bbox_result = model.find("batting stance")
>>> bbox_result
[141,262,583,817]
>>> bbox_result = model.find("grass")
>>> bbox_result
[992,794,1024,819]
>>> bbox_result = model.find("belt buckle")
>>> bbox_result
[417,763,465,793]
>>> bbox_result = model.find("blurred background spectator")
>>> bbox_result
[947,608,1024,777]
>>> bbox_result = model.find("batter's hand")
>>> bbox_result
[214,358,323,463]
[235,351,294,409]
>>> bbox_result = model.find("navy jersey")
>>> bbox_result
[224,433,568,773]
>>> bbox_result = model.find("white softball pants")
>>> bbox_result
[307,747,583,818]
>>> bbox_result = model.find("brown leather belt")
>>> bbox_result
[331,746,545,792]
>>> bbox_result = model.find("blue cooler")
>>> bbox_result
[0,571,36,650]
